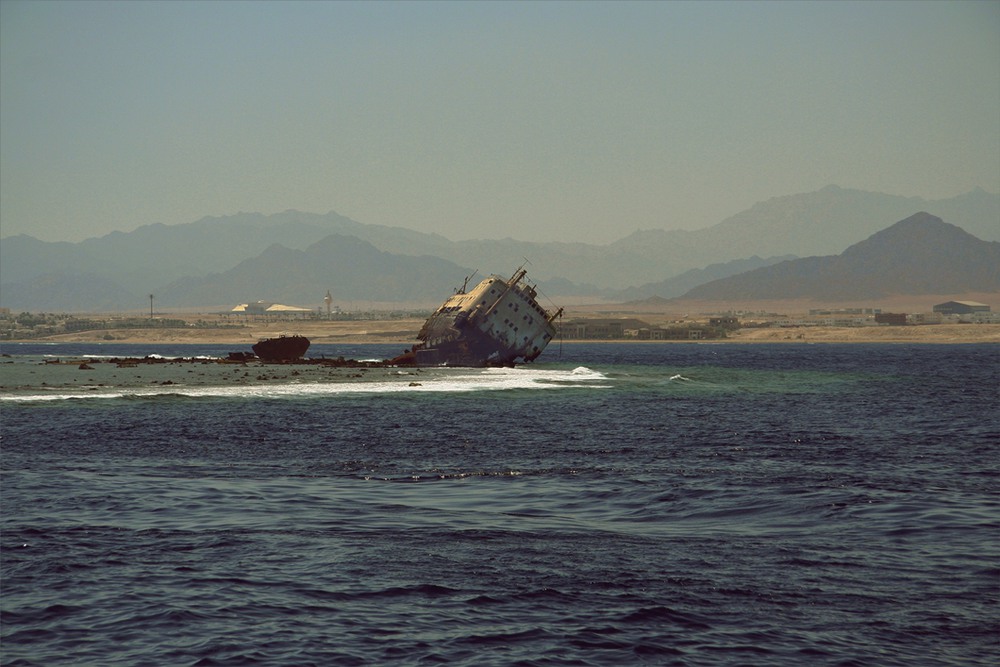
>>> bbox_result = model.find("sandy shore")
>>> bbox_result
[5,319,998,345]
[8,319,427,346]
[723,323,999,344]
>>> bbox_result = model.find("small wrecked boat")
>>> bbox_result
[252,334,310,362]
[392,266,562,367]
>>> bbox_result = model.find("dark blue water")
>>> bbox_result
[2,343,998,666]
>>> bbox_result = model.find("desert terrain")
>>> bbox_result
[7,311,997,345]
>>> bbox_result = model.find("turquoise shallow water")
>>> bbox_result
[2,342,998,666]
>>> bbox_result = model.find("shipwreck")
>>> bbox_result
[392,267,562,367]
[252,334,310,362]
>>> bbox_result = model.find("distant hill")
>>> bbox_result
[2,186,997,311]
[0,211,459,311]
[155,234,475,308]
[614,255,797,301]
[438,186,998,289]
[0,272,141,314]
[603,186,998,283]
[679,212,1000,301]
[0,209,448,289]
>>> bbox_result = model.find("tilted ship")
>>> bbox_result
[392,267,563,367]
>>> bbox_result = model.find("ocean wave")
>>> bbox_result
[0,366,610,403]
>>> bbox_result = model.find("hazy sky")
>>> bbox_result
[2,1,998,244]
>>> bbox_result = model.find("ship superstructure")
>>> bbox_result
[394,267,562,366]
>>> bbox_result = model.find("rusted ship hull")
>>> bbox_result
[252,335,310,361]
[393,267,562,367]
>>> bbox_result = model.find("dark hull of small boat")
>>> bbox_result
[252,336,310,361]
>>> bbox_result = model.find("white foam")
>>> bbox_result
[0,366,610,402]
[139,354,219,360]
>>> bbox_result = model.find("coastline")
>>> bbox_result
[3,321,997,346]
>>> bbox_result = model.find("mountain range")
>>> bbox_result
[681,212,1000,301]
[1,186,997,312]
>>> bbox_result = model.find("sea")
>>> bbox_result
[1,341,997,666]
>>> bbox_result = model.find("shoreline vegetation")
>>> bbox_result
[2,313,997,346]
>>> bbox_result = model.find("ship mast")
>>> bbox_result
[508,258,530,286]
[458,270,478,294]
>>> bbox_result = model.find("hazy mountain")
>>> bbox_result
[0,209,448,289]
[155,235,473,308]
[679,212,1000,301]
[2,186,997,311]
[0,272,141,313]
[614,255,798,301]
[602,186,998,286]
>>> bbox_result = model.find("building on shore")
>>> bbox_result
[932,301,990,315]
[558,318,651,339]
[230,301,312,321]
[875,313,908,326]
[556,317,730,340]
[709,316,740,330]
